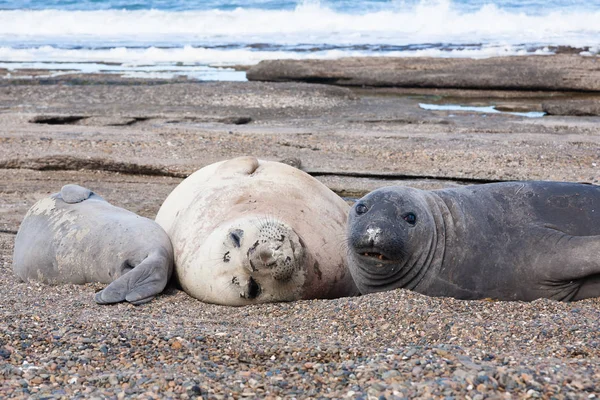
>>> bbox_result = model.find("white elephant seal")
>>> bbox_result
[155,156,359,306]
[13,184,174,305]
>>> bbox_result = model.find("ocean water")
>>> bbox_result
[1,0,599,80]
[419,103,546,118]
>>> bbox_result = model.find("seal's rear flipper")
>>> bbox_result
[60,184,93,204]
[94,251,172,306]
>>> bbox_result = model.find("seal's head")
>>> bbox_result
[178,216,307,306]
[347,186,437,294]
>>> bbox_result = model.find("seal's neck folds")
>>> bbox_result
[403,191,450,292]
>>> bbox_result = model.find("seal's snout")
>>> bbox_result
[246,221,305,281]
[350,196,404,262]
[351,222,400,263]
[353,223,384,249]
[248,238,300,280]
[366,227,382,247]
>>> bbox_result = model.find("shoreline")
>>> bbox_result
[2,52,600,86]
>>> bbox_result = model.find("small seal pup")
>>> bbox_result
[347,181,600,301]
[155,156,359,305]
[13,184,173,305]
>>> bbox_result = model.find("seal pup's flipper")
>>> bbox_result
[60,184,93,204]
[95,250,172,306]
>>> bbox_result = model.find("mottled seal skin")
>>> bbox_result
[155,156,359,306]
[347,182,600,302]
[13,184,174,305]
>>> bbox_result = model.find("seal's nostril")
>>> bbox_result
[259,247,275,265]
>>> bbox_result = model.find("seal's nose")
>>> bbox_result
[247,240,298,281]
[351,224,396,262]
[365,226,382,247]
[248,242,277,268]
[257,246,276,265]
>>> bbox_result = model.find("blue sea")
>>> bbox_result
[0,0,598,80]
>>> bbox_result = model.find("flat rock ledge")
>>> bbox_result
[0,155,187,178]
[542,99,600,116]
[247,55,600,92]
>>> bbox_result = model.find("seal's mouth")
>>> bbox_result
[240,277,261,300]
[354,249,395,263]
[362,252,389,261]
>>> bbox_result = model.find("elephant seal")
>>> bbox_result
[13,184,174,305]
[155,156,359,306]
[347,181,600,302]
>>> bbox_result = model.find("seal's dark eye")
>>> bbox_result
[230,229,243,247]
[355,203,368,215]
[403,213,417,225]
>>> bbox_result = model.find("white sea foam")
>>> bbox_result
[0,45,557,66]
[0,1,598,47]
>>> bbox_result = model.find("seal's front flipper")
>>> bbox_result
[60,184,93,204]
[95,251,172,306]
[539,230,600,282]
[216,156,259,176]
[573,274,600,301]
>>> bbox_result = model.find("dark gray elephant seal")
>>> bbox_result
[347,181,600,302]
[13,184,174,305]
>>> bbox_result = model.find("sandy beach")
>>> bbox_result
[1,57,599,398]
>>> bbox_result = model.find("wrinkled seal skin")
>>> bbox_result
[13,184,174,305]
[155,156,359,306]
[347,182,600,302]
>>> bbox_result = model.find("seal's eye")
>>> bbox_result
[230,229,244,247]
[403,212,417,225]
[355,203,368,215]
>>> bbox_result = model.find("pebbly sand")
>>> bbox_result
[0,60,599,398]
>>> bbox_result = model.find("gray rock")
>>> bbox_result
[542,99,600,116]
[457,355,482,372]
[278,157,302,170]
[247,55,600,92]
